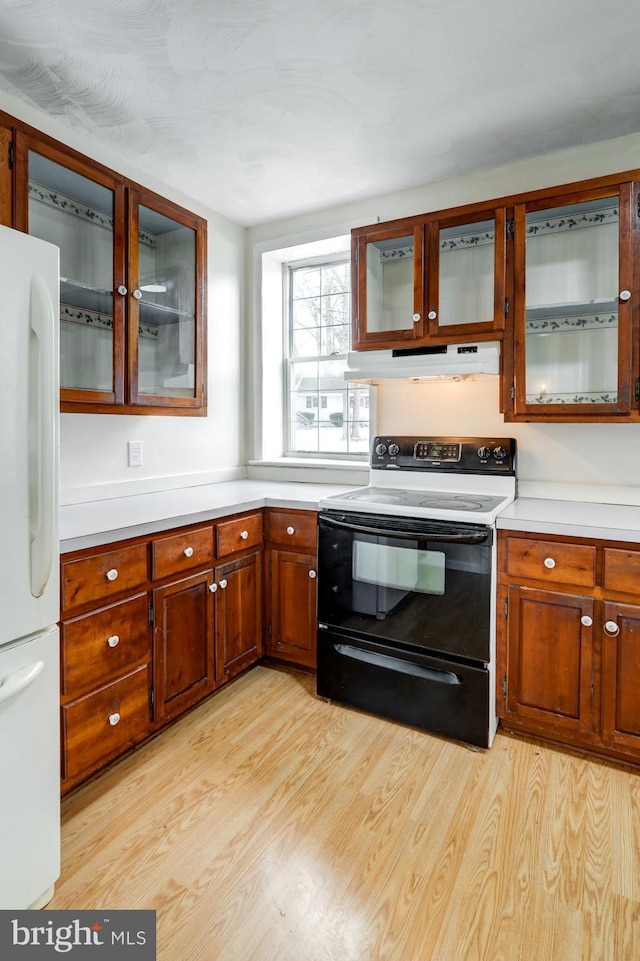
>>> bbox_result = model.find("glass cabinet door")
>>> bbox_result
[513,186,633,416]
[128,191,205,409]
[352,222,425,348]
[21,142,125,405]
[427,209,506,335]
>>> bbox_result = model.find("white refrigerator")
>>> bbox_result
[0,225,60,909]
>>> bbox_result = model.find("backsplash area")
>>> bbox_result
[376,376,640,506]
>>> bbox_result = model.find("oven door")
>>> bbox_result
[317,510,493,664]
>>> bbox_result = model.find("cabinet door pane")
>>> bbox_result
[524,196,619,405]
[365,234,415,333]
[136,205,196,398]
[438,219,495,326]
[28,151,115,393]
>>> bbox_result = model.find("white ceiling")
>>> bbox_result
[0,0,639,227]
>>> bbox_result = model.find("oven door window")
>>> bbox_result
[353,540,445,594]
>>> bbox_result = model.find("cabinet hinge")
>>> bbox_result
[503,596,509,619]
[506,217,514,239]
[269,560,272,576]
[510,383,515,401]
[637,192,640,220]
[148,603,154,626]
[268,622,272,638]
[635,377,640,402]
[7,140,13,170]
[148,686,154,709]
[504,297,510,319]
[502,674,507,698]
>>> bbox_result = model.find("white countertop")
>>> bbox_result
[497,497,640,544]
[60,480,356,553]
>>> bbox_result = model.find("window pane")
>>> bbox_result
[323,292,349,326]
[292,298,321,330]
[292,327,321,357]
[292,266,321,298]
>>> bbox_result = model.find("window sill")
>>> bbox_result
[247,458,370,485]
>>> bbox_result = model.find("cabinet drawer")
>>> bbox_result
[152,525,214,580]
[62,543,149,611]
[61,593,150,698]
[62,665,151,783]
[603,548,640,594]
[216,512,263,557]
[506,538,596,587]
[266,510,317,551]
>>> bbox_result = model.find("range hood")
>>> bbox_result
[345,341,500,384]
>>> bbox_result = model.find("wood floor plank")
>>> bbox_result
[50,665,640,960]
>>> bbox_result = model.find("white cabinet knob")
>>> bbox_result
[183,546,194,557]
[108,712,120,726]
[604,620,620,636]
[240,530,248,540]
[620,289,632,301]
[132,289,143,300]
[412,313,421,323]
[427,309,437,320]
[117,284,127,296]
[106,568,118,581]
[308,570,317,579]
[219,579,228,589]
[543,557,556,569]
[286,526,295,535]
[580,615,592,627]
[107,634,120,648]
[208,583,217,593]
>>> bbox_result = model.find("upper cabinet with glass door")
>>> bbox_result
[351,206,506,350]
[509,184,633,419]
[14,131,207,414]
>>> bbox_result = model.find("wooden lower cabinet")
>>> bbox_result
[215,550,263,682]
[153,570,216,722]
[498,530,640,765]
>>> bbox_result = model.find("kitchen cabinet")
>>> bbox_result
[351,204,507,350]
[215,551,263,682]
[265,509,318,669]
[506,181,635,420]
[13,127,207,414]
[497,530,640,765]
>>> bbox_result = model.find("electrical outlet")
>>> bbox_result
[128,440,143,467]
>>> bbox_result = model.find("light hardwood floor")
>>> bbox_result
[51,665,640,960]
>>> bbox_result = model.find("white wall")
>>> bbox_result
[248,131,640,505]
[0,90,247,505]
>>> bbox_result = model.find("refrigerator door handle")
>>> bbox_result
[28,273,56,598]
[0,660,44,705]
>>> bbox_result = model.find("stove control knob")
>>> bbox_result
[477,446,491,460]
[375,443,387,456]
[493,446,508,460]
[387,443,400,457]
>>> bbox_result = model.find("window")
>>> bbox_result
[286,257,369,457]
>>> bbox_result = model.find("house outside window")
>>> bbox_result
[286,257,369,457]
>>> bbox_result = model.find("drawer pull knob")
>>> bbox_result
[286,526,295,535]
[183,546,194,557]
[106,568,118,581]
[412,312,421,323]
[427,309,437,320]
[107,634,120,648]
[309,570,317,579]
[240,530,248,540]
[219,579,228,589]
[209,583,217,593]
[620,289,632,301]
[604,620,620,637]
[108,712,120,726]
[117,284,127,296]
[543,557,556,569]
[580,615,592,627]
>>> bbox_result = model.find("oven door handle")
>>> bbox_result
[335,644,463,684]
[319,514,490,544]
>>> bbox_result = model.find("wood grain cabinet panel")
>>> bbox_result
[601,601,640,753]
[266,510,317,551]
[215,551,263,682]
[505,538,596,588]
[216,512,263,558]
[151,524,214,581]
[62,542,149,611]
[267,549,317,668]
[602,548,640,595]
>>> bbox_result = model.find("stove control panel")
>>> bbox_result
[371,436,516,474]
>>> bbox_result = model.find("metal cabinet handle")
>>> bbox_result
[107,634,120,648]
[604,620,620,636]
[308,570,317,579]
[132,289,143,300]
[219,579,228,589]
[108,712,120,726]
[183,546,194,557]
[286,526,295,535]
[106,568,118,581]
[427,310,437,320]
[543,557,556,569]
[620,289,632,301]
[240,530,248,540]
[412,312,421,323]
[208,583,217,593]
[580,615,592,627]
[117,285,127,295]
